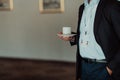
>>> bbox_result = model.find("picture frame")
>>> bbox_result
[39,0,64,13]
[0,0,13,11]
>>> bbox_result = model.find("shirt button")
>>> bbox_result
[85,31,87,35]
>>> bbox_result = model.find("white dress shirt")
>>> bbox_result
[79,0,105,59]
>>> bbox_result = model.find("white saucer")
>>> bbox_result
[57,34,76,37]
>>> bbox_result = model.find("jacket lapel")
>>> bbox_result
[94,0,107,35]
[77,4,84,35]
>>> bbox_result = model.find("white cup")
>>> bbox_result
[62,27,71,35]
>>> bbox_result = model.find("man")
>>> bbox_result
[58,0,120,80]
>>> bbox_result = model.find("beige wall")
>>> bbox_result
[0,0,83,62]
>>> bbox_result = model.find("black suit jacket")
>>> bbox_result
[71,0,120,80]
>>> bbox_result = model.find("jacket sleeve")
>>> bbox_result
[70,32,77,46]
[105,1,120,78]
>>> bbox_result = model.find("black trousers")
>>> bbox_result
[81,60,110,80]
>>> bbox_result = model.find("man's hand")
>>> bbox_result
[106,67,112,75]
[57,32,75,41]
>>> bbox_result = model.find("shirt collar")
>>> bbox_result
[84,0,100,7]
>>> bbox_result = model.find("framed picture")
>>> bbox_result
[39,0,64,13]
[0,0,13,11]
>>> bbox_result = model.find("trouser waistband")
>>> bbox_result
[82,57,107,63]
